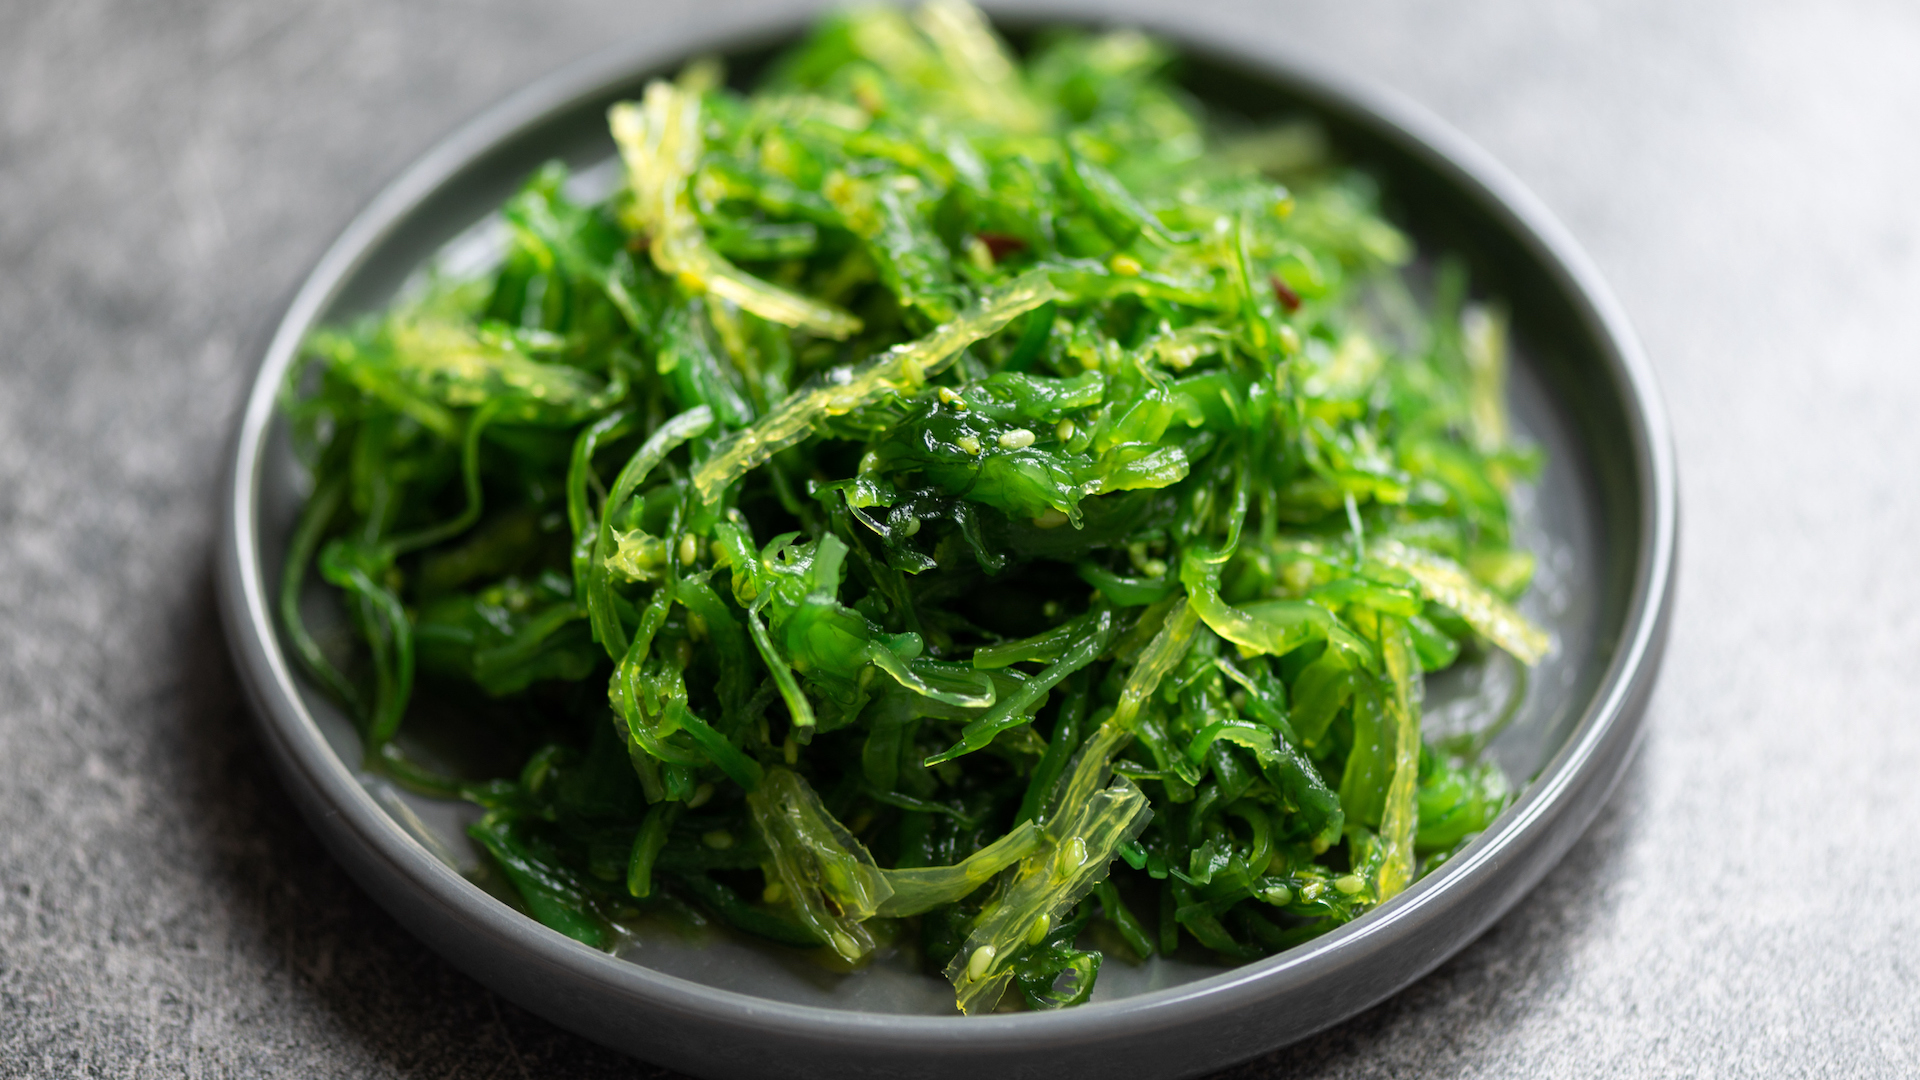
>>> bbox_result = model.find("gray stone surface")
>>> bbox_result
[1,0,1915,1075]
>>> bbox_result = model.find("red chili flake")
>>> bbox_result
[977,232,1028,262]
[1270,275,1302,313]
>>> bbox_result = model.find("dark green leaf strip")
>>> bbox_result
[1014,671,1092,827]
[669,871,823,948]
[568,408,636,595]
[277,474,360,711]
[673,704,763,791]
[927,609,1116,765]
[744,603,816,730]
[388,398,501,556]
[588,405,714,660]
[627,802,683,898]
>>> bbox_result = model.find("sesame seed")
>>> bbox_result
[1054,837,1088,877]
[1027,914,1051,946]
[966,945,997,981]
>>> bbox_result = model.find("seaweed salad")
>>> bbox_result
[281,1,1550,1014]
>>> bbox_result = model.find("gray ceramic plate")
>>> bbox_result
[216,7,1676,1077]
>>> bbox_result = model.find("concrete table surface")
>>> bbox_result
[1,0,1914,1076]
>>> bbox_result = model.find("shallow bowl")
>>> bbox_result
[216,7,1677,1077]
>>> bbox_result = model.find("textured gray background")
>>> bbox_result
[2,0,1916,1076]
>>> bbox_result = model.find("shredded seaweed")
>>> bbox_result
[281,1,1550,1014]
